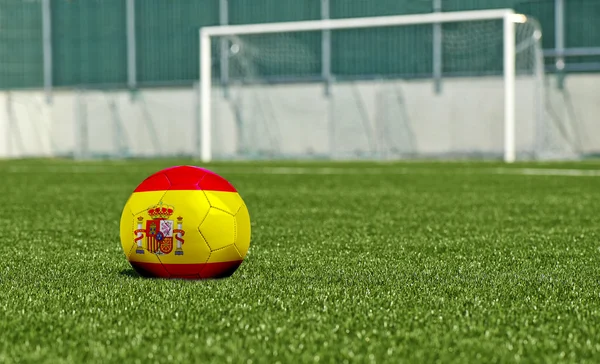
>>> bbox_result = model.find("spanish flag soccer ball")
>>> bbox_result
[119,166,251,279]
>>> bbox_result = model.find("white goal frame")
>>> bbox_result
[199,9,526,163]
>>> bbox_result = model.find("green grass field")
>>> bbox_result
[1,159,599,363]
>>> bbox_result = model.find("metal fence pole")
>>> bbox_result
[220,0,229,98]
[6,93,12,157]
[75,89,88,159]
[555,0,565,89]
[194,81,201,158]
[42,0,52,104]
[321,0,332,96]
[321,0,334,157]
[433,0,442,94]
[126,0,137,89]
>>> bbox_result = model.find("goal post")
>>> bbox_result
[198,9,534,163]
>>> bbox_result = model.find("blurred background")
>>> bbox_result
[0,0,598,160]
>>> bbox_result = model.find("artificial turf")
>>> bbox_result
[1,159,599,363]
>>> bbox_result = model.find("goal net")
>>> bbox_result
[199,10,579,162]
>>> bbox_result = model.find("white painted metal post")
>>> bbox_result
[503,14,516,163]
[200,29,212,162]
[202,10,515,37]
[42,0,52,104]
[126,0,137,89]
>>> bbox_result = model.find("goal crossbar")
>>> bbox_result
[199,9,521,162]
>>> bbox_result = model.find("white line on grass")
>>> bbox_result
[3,165,410,175]
[493,168,600,177]
[218,167,600,177]
[217,167,413,175]
[3,165,600,177]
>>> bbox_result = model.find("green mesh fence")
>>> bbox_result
[229,0,320,24]
[565,0,600,68]
[0,0,598,89]
[51,0,127,87]
[331,0,432,18]
[0,0,43,88]
[136,0,219,85]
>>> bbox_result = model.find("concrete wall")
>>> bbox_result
[0,74,598,160]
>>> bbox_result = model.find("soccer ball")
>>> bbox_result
[119,166,251,279]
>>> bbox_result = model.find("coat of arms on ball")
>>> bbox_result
[133,202,185,256]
